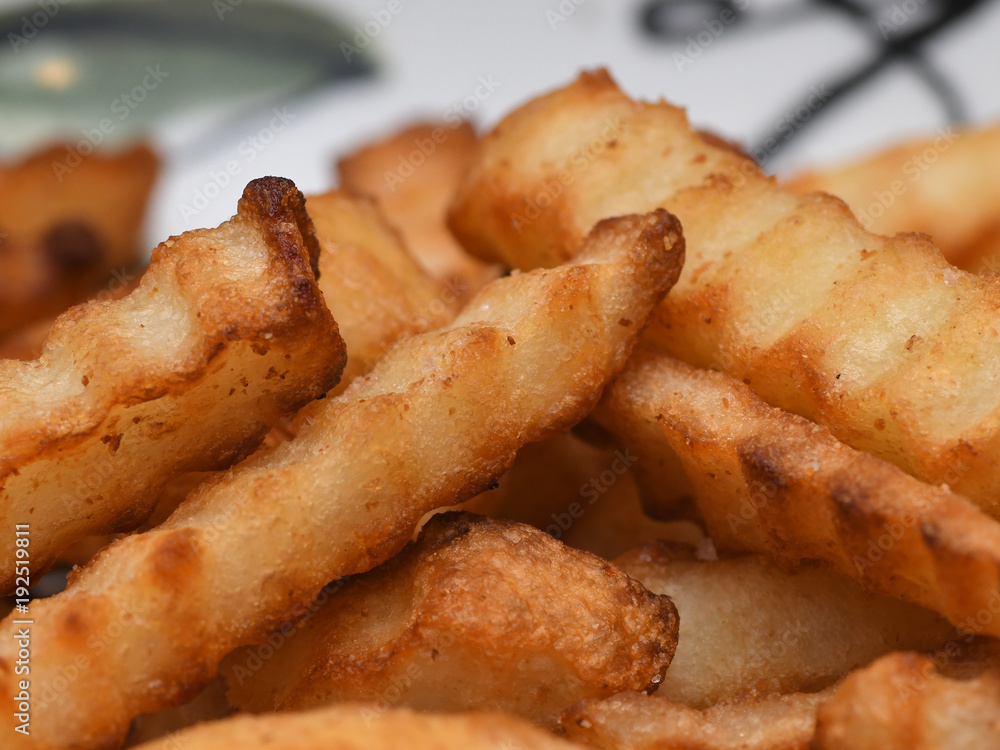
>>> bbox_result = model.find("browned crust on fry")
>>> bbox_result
[785,122,1000,271]
[224,512,678,727]
[0,208,683,749]
[597,349,1000,639]
[813,644,1000,750]
[448,69,1000,514]
[0,177,347,592]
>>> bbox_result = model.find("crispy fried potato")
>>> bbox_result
[306,189,456,393]
[133,704,582,750]
[0,177,346,594]
[564,687,834,750]
[47,189,453,571]
[813,643,1000,750]
[339,122,499,300]
[224,512,679,727]
[785,123,1000,271]
[0,189,447,387]
[0,144,158,337]
[598,349,1000,638]
[615,540,951,707]
[0,208,683,749]
[448,69,1000,514]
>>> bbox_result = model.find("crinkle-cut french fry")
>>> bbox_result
[597,349,1000,639]
[448,69,1000,515]
[785,123,1000,272]
[0,144,158,337]
[134,704,584,750]
[16,184,450,576]
[0,208,683,749]
[813,642,1000,750]
[0,177,346,594]
[2,189,453,385]
[46,188,456,573]
[615,540,951,708]
[564,687,834,750]
[338,121,500,301]
[223,512,679,728]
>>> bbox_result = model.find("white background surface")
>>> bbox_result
[5,0,1000,250]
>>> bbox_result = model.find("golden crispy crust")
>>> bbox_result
[564,688,833,750]
[38,191,450,571]
[813,644,1000,750]
[2,189,447,420]
[0,177,346,593]
[339,121,500,300]
[0,209,683,749]
[448,69,1000,515]
[0,144,158,336]
[615,540,950,707]
[134,704,582,750]
[224,512,678,727]
[785,123,1000,271]
[597,349,1000,638]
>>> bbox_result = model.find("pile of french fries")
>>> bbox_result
[2,69,1000,750]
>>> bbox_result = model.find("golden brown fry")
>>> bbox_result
[448,69,1000,514]
[46,189,452,572]
[0,177,346,594]
[0,144,158,337]
[0,208,683,749]
[133,704,582,750]
[598,349,1000,638]
[615,540,950,707]
[307,189,457,393]
[0,189,446,384]
[339,121,499,300]
[813,644,1000,750]
[785,123,1000,271]
[564,687,834,750]
[224,512,679,727]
